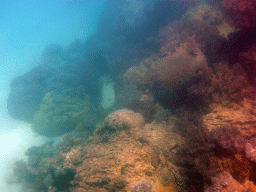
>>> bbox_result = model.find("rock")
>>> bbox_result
[32,92,96,137]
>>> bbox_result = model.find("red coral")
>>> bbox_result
[188,62,249,105]
[210,63,248,102]
[222,0,255,11]
[245,136,256,162]
[221,0,256,28]
[211,125,246,153]
[205,172,233,192]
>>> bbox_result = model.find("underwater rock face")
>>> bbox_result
[7,64,92,123]
[203,99,256,137]
[131,180,153,192]
[33,92,96,137]
[221,0,256,28]
[7,43,103,124]
[105,109,145,130]
[42,44,65,68]
[11,112,185,191]
[7,65,52,122]
[7,0,256,191]
[151,40,208,110]
[95,109,145,136]
[155,41,207,89]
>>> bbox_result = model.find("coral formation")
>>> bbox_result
[221,0,256,28]
[131,180,154,192]
[33,92,97,137]
[114,84,156,123]
[205,172,239,192]
[42,44,65,68]
[7,65,52,122]
[122,57,157,90]
[97,109,145,135]
[7,1,256,191]
[239,43,256,84]
[203,99,256,137]
[245,137,256,163]
[151,40,210,110]
[7,42,102,126]
[182,3,235,39]
[9,110,187,191]
[154,41,207,89]
[211,125,246,153]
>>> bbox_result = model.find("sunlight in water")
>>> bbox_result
[0,121,47,192]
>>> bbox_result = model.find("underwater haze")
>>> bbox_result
[0,0,103,94]
[0,1,104,191]
[2,0,255,191]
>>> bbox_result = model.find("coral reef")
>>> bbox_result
[151,40,210,110]
[131,180,154,192]
[42,44,65,68]
[239,43,256,84]
[7,65,52,122]
[154,41,207,89]
[209,63,248,102]
[8,109,187,191]
[105,109,145,130]
[245,137,256,163]
[154,3,243,109]
[211,125,246,153]
[114,84,156,123]
[95,109,145,135]
[203,98,256,137]
[159,3,234,55]
[7,42,102,126]
[182,3,235,39]
[122,57,157,91]
[33,92,97,137]
[7,1,256,192]
[221,0,256,28]
[174,110,256,191]
[205,172,242,192]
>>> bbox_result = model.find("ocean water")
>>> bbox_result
[0,1,105,191]
[1,0,245,191]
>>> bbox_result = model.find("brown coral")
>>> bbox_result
[203,99,256,137]
[154,41,208,90]
[221,0,256,28]
[105,109,145,130]
[122,57,157,90]
[95,109,145,136]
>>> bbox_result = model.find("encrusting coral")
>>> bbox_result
[33,92,97,137]
[221,0,256,28]
[95,109,145,135]
[154,40,207,90]
[9,107,188,191]
[182,3,235,39]
[8,1,256,191]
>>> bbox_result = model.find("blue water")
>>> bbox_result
[0,0,187,191]
[0,1,105,191]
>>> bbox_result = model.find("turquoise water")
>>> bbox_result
[0,1,237,191]
[0,1,105,191]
